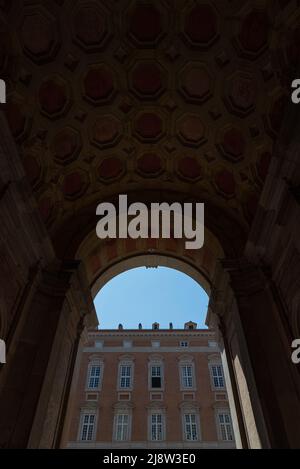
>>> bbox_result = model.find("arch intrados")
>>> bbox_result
[90,252,211,299]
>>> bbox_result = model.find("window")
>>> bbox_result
[217,411,234,441]
[180,341,189,347]
[80,412,96,441]
[114,414,129,441]
[208,341,217,348]
[151,365,162,388]
[181,365,194,388]
[123,340,132,348]
[87,364,101,390]
[151,341,160,348]
[184,413,198,441]
[150,413,164,441]
[148,357,164,390]
[118,357,134,391]
[210,364,225,389]
[120,365,132,389]
[178,356,196,391]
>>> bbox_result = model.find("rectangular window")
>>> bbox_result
[80,413,95,441]
[87,365,101,389]
[151,365,162,388]
[218,412,234,441]
[151,413,163,441]
[180,341,189,347]
[211,365,225,389]
[115,414,129,441]
[184,413,198,441]
[151,341,160,348]
[181,365,193,388]
[123,340,132,348]
[120,365,132,389]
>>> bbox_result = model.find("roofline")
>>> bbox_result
[87,328,216,336]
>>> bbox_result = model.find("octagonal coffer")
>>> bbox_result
[38,75,71,119]
[182,3,219,49]
[127,3,165,47]
[73,2,110,52]
[129,61,167,100]
[83,65,116,105]
[20,6,60,64]
[90,114,122,149]
[179,63,213,104]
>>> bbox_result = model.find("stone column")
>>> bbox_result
[222,259,300,448]
[0,261,97,448]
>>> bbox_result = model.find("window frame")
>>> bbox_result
[113,411,132,442]
[148,358,164,391]
[180,341,189,348]
[179,362,196,390]
[182,412,200,442]
[180,403,201,442]
[117,359,134,391]
[215,409,234,442]
[78,409,97,442]
[209,362,225,390]
[85,360,103,391]
[148,409,166,442]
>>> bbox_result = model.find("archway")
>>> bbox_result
[0,0,300,450]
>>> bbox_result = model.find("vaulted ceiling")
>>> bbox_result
[0,0,298,257]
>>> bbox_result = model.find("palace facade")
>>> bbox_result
[62,322,235,449]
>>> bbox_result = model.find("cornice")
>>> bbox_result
[88,330,216,338]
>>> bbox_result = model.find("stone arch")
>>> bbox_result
[76,222,224,301]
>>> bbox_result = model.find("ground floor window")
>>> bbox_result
[183,413,198,441]
[217,411,234,441]
[114,413,130,441]
[80,412,96,441]
[150,413,164,441]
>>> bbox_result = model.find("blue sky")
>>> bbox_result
[94,266,209,330]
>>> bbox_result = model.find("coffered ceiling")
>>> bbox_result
[0,0,298,256]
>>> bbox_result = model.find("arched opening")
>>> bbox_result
[93,266,209,329]
[0,0,300,451]
[54,223,250,449]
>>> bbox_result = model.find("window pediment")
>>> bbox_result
[118,354,135,362]
[179,401,201,411]
[148,354,163,362]
[177,354,194,362]
[112,401,134,410]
